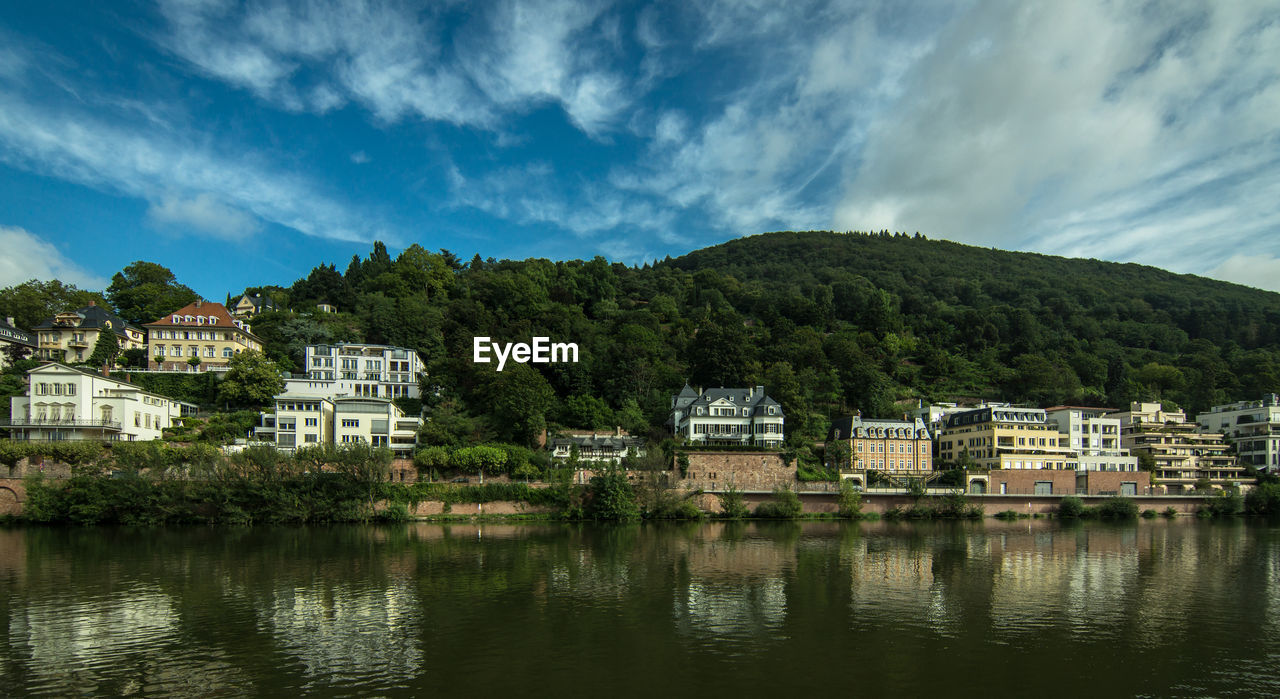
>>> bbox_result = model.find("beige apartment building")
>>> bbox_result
[1111,402,1243,493]
[937,405,1076,470]
[255,395,420,456]
[145,300,263,371]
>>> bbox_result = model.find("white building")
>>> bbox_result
[283,343,425,401]
[550,428,646,463]
[1197,394,1280,472]
[5,363,190,441]
[256,395,420,456]
[1044,406,1139,472]
[670,384,784,448]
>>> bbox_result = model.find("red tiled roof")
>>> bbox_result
[144,301,239,328]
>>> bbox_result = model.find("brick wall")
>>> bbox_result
[681,451,794,491]
[979,469,1151,496]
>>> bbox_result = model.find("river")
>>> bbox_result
[1,519,1277,697]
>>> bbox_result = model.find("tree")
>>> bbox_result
[488,364,554,447]
[217,350,284,408]
[106,261,199,325]
[86,329,121,367]
[0,279,108,330]
[187,355,202,372]
[3,342,32,365]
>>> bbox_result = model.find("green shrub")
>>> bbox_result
[1095,497,1139,519]
[994,509,1021,520]
[1141,509,1157,519]
[754,485,802,519]
[717,485,749,519]
[586,465,641,522]
[836,479,862,519]
[1058,496,1086,518]
[1199,491,1243,518]
[1245,482,1280,516]
[1162,507,1179,518]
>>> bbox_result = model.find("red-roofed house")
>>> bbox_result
[144,300,263,371]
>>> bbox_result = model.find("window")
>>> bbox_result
[204,346,215,358]
[223,348,233,358]
[36,383,46,396]
[305,417,317,427]
[304,434,318,443]
[342,419,359,428]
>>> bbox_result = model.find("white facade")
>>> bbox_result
[284,343,425,401]
[5,363,186,441]
[1045,406,1138,472]
[1197,394,1280,472]
[256,395,420,456]
[670,385,785,448]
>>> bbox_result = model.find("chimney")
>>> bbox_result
[755,385,765,398]
[101,364,110,378]
[615,425,622,436]
[88,300,96,306]
[195,300,203,308]
[5,317,13,326]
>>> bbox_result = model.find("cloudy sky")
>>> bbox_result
[1,0,1278,299]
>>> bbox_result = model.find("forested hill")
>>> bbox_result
[5,230,1279,450]
[656,230,1280,420]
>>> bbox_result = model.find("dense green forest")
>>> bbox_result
[4,231,1280,452]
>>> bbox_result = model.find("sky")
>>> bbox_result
[1,0,1278,302]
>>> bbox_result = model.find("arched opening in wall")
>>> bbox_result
[0,487,20,516]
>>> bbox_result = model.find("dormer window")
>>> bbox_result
[184,315,194,323]
[172,315,180,323]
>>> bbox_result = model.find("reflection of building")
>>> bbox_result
[6,363,191,441]
[1196,395,1280,473]
[282,343,425,400]
[256,395,421,456]
[670,384,784,448]
[938,405,1075,470]
[1044,406,1138,472]
[826,414,932,476]
[550,428,645,462]
[1112,402,1243,492]
[33,302,145,363]
[145,300,263,371]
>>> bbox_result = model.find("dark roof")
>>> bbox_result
[32,304,140,337]
[674,384,783,417]
[0,317,34,347]
[828,415,930,441]
[550,434,645,451]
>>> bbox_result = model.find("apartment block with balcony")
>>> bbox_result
[282,343,425,401]
[145,300,263,371]
[32,302,146,363]
[1196,394,1280,473]
[5,363,187,441]
[937,405,1076,470]
[255,395,420,456]
[1111,402,1244,492]
[1044,406,1139,472]
[826,414,933,476]
[669,384,784,448]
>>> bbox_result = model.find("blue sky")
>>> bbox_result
[1,0,1279,301]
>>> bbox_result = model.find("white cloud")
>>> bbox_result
[1210,254,1280,294]
[146,193,261,239]
[154,0,632,137]
[0,226,107,289]
[833,1,1280,271]
[449,162,675,237]
[0,92,383,244]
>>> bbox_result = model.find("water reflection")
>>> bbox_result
[1,520,1278,697]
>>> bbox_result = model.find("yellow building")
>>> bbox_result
[32,302,146,363]
[827,415,933,480]
[938,405,1075,470]
[145,300,263,371]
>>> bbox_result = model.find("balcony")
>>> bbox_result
[67,339,89,348]
[0,417,121,431]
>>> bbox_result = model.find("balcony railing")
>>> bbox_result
[0,417,122,430]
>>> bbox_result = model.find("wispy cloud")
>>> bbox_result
[0,92,382,244]
[833,1,1280,275]
[0,225,108,289]
[154,0,632,136]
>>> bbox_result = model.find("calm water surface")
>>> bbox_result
[1,520,1278,697]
